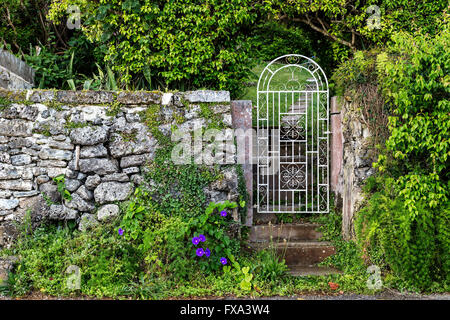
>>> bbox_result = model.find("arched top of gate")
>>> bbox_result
[257,54,328,92]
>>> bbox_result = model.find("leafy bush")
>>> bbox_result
[48,0,258,95]
[4,193,244,297]
[119,185,242,278]
[247,21,314,63]
[7,221,141,298]
[341,26,450,291]
[375,29,449,213]
[23,33,106,89]
[0,0,52,52]
[356,176,449,291]
[263,0,448,54]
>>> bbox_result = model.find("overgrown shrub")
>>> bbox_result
[6,221,141,298]
[356,176,449,291]
[119,185,242,279]
[48,0,258,95]
[343,27,450,291]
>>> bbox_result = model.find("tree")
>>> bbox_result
[263,0,448,56]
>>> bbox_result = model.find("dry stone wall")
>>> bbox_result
[0,89,239,248]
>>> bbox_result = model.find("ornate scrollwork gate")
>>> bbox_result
[256,54,329,213]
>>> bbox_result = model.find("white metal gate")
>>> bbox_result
[256,54,329,213]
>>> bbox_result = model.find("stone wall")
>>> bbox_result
[0,89,241,249]
[332,97,376,239]
[0,49,34,89]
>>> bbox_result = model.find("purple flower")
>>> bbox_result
[220,210,227,217]
[220,257,227,265]
[196,248,205,257]
[118,228,124,236]
[198,234,206,242]
[192,237,200,246]
[205,248,211,258]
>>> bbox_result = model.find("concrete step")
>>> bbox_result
[249,223,323,242]
[288,266,341,277]
[249,241,336,266]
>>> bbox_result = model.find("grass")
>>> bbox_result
[239,63,312,104]
[239,62,325,128]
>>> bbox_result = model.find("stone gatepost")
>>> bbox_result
[331,96,376,240]
[231,100,253,226]
[0,49,35,89]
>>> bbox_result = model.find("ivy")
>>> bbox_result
[348,26,450,291]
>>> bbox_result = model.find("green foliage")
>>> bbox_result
[0,0,52,52]
[355,176,449,292]
[118,185,242,279]
[331,50,390,145]
[198,103,226,130]
[52,174,72,202]
[49,0,258,95]
[143,145,221,219]
[263,0,448,57]
[0,96,12,111]
[19,32,105,90]
[335,26,450,291]
[221,255,257,292]
[119,187,193,279]
[313,202,367,276]
[23,40,72,89]
[252,249,288,282]
[105,100,123,117]
[331,50,379,96]
[7,222,141,298]
[248,20,314,62]
[3,203,415,299]
[192,201,241,272]
[374,29,449,213]
[0,0,110,90]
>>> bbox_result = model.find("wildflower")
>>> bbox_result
[198,234,206,242]
[205,248,211,258]
[118,228,124,236]
[220,210,227,217]
[192,237,200,246]
[196,248,205,257]
[220,257,227,265]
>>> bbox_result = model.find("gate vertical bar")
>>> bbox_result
[317,89,319,213]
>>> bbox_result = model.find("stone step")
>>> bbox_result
[249,223,323,242]
[288,265,341,277]
[249,241,336,266]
